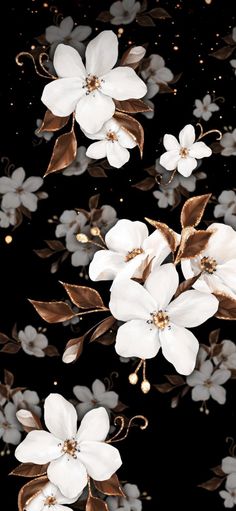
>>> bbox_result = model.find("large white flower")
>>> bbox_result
[186,360,230,404]
[73,379,118,419]
[25,481,79,511]
[141,54,173,96]
[221,129,236,157]
[12,390,41,418]
[84,118,136,169]
[0,167,43,212]
[159,124,212,177]
[213,340,236,370]
[193,94,219,122]
[15,394,122,499]
[46,16,92,58]
[18,325,48,357]
[107,483,142,511]
[89,219,176,282]
[41,31,147,134]
[110,0,141,25]
[214,190,236,229]
[109,263,218,375]
[63,147,91,176]
[181,223,236,297]
[0,402,21,445]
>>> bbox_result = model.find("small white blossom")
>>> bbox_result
[214,190,236,229]
[0,207,17,228]
[35,119,53,142]
[230,59,236,75]
[45,16,92,58]
[110,0,141,25]
[187,360,230,404]
[73,379,118,419]
[221,129,236,157]
[153,188,175,208]
[63,147,91,176]
[25,481,79,511]
[155,158,206,193]
[141,54,173,96]
[0,167,44,212]
[12,390,41,418]
[55,210,87,239]
[18,326,48,357]
[193,94,219,121]
[213,340,236,370]
[107,483,142,511]
[0,402,21,445]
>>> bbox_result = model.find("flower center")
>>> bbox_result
[200,256,217,274]
[125,248,144,261]
[106,131,118,142]
[44,496,57,506]
[204,379,212,388]
[16,187,24,194]
[85,75,101,93]
[62,439,78,457]
[179,147,189,158]
[152,310,170,330]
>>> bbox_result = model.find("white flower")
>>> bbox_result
[230,59,236,75]
[220,485,236,508]
[73,379,118,419]
[221,129,236,156]
[214,190,236,229]
[0,167,44,212]
[63,147,91,176]
[0,402,21,445]
[12,390,41,418]
[141,54,173,96]
[222,458,236,495]
[63,301,80,326]
[110,0,141,25]
[84,118,137,169]
[18,326,48,357]
[0,207,17,228]
[153,188,176,208]
[213,340,236,370]
[155,158,206,193]
[193,94,219,122]
[181,223,236,298]
[89,218,176,282]
[160,124,212,177]
[141,83,155,119]
[109,263,218,375]
[56,210,87,239]
[186,360,230,404]
[15,394,122,499]
[232,27,236,42]
[45,16,92,58]
[41,31,147,134]
[107,483,142,511]
[35,119,53,142]
[25,481,79,511]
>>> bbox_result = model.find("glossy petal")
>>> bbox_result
[109,277,156,322]
[47,455,87,499]
[101,67,147,100]
[78,441,122,480]
[115,319,160,359]
[159,324,199,375]
[144,263,179,308]
[179,124,195,148]
[76,407,110,443]
[75,91,115,134]
[53,44,86,78]
[15,430,61,464]
[168,290,218,327]
[86,31,118,76]
[44,394,78,440]
[42,78,85,117]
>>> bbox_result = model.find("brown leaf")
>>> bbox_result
[86,495,109,511]
[120,46,146,68]
[63,336,84,363]
[223,34,235,45]
[29,300,76,323]
[61,282,106,310]
[96,11,112,22]
[169,72,183,84]
[145,218,179,253]
[90,317,116,342]
[114,99,152,114]
[18,476,48,511]
[148,7,172,18]
[165,374,185,386]
[211,344,222,357]
[4,369,14,387]
[88,167,107,178]
[44,129,77,176]
[89,194,100,210]
[214,293,236,320]
[113,401,128,412]
[0,332,11,344]
[198,477,224,491]
[180,231,212,259]
[39,110,70,132]
[180,194,211,228]
[211,465,225,477]
[114,112,144,157]
[0,342,21,353]
[210,141,222,154]
[0,384,8,398]
[174,274,201,298]
[44,240,65,251]
[153,383,174,393]
[94,473,125,496]
[16,409,43,432]
[136,14,155,26]
[34,248,54,259]
[210,46,236,59]
[44,345,60,357]
[158,83,174,94]
[10,463,48,478]
[132,177,155,191]
[209,328,220,345]
[171,394,180,408]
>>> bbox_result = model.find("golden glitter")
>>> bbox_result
[76,233,89,243]
[200,256,217,274]
[179,147,189,158]
[86,75,101,93]
[44,496,57,506]
[152,311,169,330]
[62,439,77,457]
[5,235,12,244]
[129,373,138,385]
[125,248,144,261]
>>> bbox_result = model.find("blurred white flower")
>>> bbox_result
[45,16,92,58]
[221,129,236,156]
[55,210,87,239]
[222,458,236,503]
[193,94,219,121]
[107,483,142,511]
[18,326,48,357]
[141,83,155,119]
[12,390,41,417]
[84,118,136,169]
[73,379,118,419]
[35,119,53,142]
[141,54,173,96]
[230,59,236,75]
[153,188,175,208]
[63,147,91,176]
[160,124,212,177]
[232,27,236,42]
[63,301,80,327]
[214,190,236,229]
[155,158,206,193]
[0,167,44,212]
[110,0,141,25]
[213,340,236,370]
[0,207,17,228]
[187,360,230,404]
[25,481,78,511]
[0,402,21,445]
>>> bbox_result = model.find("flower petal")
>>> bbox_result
[179,124,195,147]
[26,492,45,511]
[115,319,160,359]
[53,44,86,78]
[117,128,137,149]
[73,385,93,402]
[160,150,179,171]
[23,177,43,192]
[211,369,231,385]
[222,456,236,474]
[206,223,236,263]
[101,67,147,100]
[99,391,118,409]
[44,394,78,440]
[12,167,25,184]
[106,219,148,253]
[0,176,14,193]
[75,91,115,134]
[21,192,38,212]
[86,31,118,76]
[177,157,197,177]
[144,263,179,309]
[86,141,108,160]
[42,78,85,117]
[15,430,61,464]
[107,141,130,168]
[163,134,180,151]
[77,407,110,443]
[78,441,122,480]
[186,370,205,386]
[191,385,210,402]
[89,250,125,281]
[189,141,212,158]
[159,324,199,375]
[47,456,87,499]
[109,277,156,322]
[168,290,219,327]
[2,192,21,209]
[216,260,236,293]
[210,385,226,404]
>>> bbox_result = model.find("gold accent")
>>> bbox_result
[141,379,151,394]
[125,248,144,261]
[129,373,138,385]
[62,439,78,457]
[106,131,118,142]
[107,414,148,444]
[44,496,57,506]
[179,147,189,158]
[152,311,169,330]
[86,75,101,93]
[90,226,101,237]
[76,233,89,243]
[200,256,217,274]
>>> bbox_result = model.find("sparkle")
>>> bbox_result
[179,147,189,158]
[5,235,13,244]
[125,248,144,261]
[152,311,169,330]
[200,256,217,274]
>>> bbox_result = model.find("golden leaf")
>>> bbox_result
[86,495,109,511]
[114,99,152,114]
[132,177,155,191]
[10,463,48,478]
[180,194,211,228]
[16,409,43,432]
[114,112,144,157]
[179,230,212,259]
[29,300,76,323]
[145,218,179,253]
[63,336,84,364]
[18,476,48,511]
[90,316,116,342]
[38,110,70,132]
[44,129,77,176]
[120,46,146,69]
[60,282,106,310]
[214,292,236,320]
[93,474,125,496]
